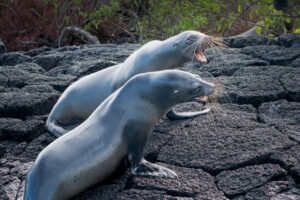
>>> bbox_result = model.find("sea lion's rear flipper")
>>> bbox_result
[131,158,177,178]
[166,107,211,120]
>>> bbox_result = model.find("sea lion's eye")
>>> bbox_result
[188,35,196,40]
[186,37,196,43]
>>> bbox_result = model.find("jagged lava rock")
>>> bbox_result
[0,34,300,200]
[215,164,286,198]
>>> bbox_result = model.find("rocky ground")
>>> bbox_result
[0,34,299,200]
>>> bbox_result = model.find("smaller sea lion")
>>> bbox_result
[25,70,215,200]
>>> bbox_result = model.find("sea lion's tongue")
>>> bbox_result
[195,51,207,62]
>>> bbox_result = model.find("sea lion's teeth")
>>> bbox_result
[200,96,207,101]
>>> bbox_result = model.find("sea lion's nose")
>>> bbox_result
[198,78,215,95]
[207,82,215,94]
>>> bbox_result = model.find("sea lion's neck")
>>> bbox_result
[158,39,191,68]
[118,80,174,119]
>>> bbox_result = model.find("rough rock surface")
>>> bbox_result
[0,34,300,200]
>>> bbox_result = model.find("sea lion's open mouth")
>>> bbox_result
[194,96,208,103]
[194,47,207,63]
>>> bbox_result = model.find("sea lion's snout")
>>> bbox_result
[193,79,215,103]
[195,47,207,63]
[199,78,215,95]
[194,36,213,63]
[206,82,215,96]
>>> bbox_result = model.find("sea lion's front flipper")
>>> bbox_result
[131,158,177,178]
[166,107,211,120]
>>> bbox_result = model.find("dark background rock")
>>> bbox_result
[0,33,299,200]
[0,118,45,142]
[240,178,299,200]
[0,92,60,119]
[0,52,30,66]
[215,164,287,198]
[223,36,276,48]
[240,45,300,65]
[157,104,295,174]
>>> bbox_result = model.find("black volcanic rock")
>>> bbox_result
[18,133,56,161]
[233,65,300,77]
[224,36,275,48]
[291,57,300,67]
[280,74,300,102]
[0,118,45,142]
[0,68,39,88]
[0,73,8,87]
[198,53,269,77]
[0,144,5,158]
[215,164,286,198]
[0,52,30,66]
[240,45,300,65]
[157,104,295,174]
[33,53,66,71]
[277,33,300,47]
[0,34,300,200]
[21,84,56,93]
[5,62,46,74]
[259,100,300,126]
[239,179,299,200]
[258,100,300,142]
[0,92,59,118]
[25,74,76,92]
[130,163,227,199]
[46,59,118,77]
[270,145,300,183]
[207,76,287,106]
[24,46,53,57]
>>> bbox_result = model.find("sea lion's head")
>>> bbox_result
[172,31,213,63]
[132,70,215,108]
[161,70,215,104]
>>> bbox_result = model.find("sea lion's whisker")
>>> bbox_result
[206,83,223,114]
[205,37,231,68]
[214,82,231,104]
[210,41,231,67]
[204,82,230,130]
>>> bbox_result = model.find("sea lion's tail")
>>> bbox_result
[46,117,70,137]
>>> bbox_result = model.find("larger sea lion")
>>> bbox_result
[25,70,215,200]
[46,31,215,137]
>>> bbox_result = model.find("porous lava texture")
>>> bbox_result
[0,34,300,200]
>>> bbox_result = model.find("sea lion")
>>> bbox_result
[25,70,215,200]
[46,31,215,137]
